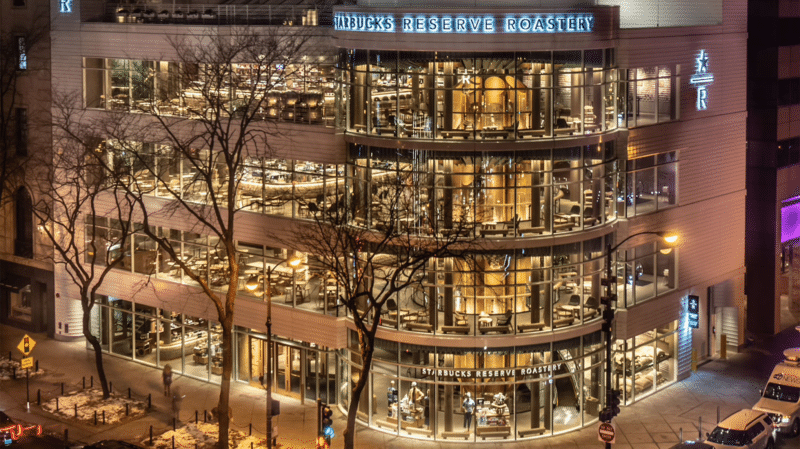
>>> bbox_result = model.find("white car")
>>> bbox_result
[704,409,775,449]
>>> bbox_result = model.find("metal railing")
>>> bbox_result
[103,3,331,26]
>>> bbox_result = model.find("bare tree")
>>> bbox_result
[66,27,314,448]
[30,96,136,399]
[293,169,476,449]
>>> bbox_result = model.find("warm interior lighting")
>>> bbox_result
[662,234,678,244]
[245,274,259,291]
[659,248,673,255]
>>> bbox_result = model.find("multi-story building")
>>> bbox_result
[0,0,53,334]
[44,0,746,442]
[747,0,800,338]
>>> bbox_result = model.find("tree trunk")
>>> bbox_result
[82,300,110,399]
[343,331,375,449]
[217,319,234,448]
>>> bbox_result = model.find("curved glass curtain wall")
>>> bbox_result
[339,49,618,140]
[346,143,619,237]
[364,237,615,336]
[341,331,605,441]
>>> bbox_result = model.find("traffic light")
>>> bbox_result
[318,400,334,445]
[610,389,621,417]
[599,294,617,309]
[599,408,613,423]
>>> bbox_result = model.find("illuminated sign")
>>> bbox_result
[419,363,563,379]
[687,295,699,329]
[0,424,43,441]
[334,12,595,34]
[59,0,72,13]
[689,50,714,111]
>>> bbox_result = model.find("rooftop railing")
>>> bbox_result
[104,3,331,26]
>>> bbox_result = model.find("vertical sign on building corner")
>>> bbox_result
[687,295,700,329]
[689,50,714,111]
[60,0,73,13]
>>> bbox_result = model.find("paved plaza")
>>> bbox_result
[1,323,799,448]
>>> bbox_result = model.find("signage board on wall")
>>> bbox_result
[419,363,563,380]
[689,50,714,111]
[334,12,595,34]
[687,295,700,329]
[59,0,72,13]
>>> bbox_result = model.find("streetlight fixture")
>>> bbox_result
[246,254,303,449]
[599,231,678,448]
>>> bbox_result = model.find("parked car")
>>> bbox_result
[752,347,800,436]
[705,409,775,449]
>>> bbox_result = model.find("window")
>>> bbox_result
[15,108,27,156]
[626,151,678,216]
[623,65,679,127]
[778,78,800,106]
[9,285,32,323]
[14,187,33,258]
[17,36,26,70]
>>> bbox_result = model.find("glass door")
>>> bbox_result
[276,344,303,400]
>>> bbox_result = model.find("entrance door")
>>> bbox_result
[276,344,303,400]
[249,336,266,385]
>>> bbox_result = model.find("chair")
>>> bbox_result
[307,202,320,215]
[496,310,513,327]
[568,295,581,306]
[556,118,569,129]
[385,298,397,315]
[454,311,468,326]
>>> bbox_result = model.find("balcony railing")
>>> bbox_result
[104,3,330,26]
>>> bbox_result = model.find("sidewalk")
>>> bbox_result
[1,323,799,448]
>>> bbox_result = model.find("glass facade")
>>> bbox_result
[340,49,621,140]
[83,57,336,126]
[88,296,336,403]
[347,143,619,236]
[343,331,606,441]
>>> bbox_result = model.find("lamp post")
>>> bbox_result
[246,255,302,449]
[599,231,677,448]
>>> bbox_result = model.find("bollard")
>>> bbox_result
[8,351,10,360]
[717,406,720,424]
[204,410,207,423]
[195,410,198,424]
[94,410,97,425]
[148,394,151,409]
[128,387,131,399]
[172,435,175,449]
[680,427,683,442]
[82,377,85,389]
[149,425,153,445]
[110,382,112,393]
[251,443,254,449]
[173,417,176,431]
[91,376,93,388]
[699,416,703,440]
[74,404,78,418]
[126,403,129,416]
[56,397,59,411]
[61,382,64,395]
[103,410,106,425]
[721,334,728,360]
[37,389,40,406]
[249,422,252,436]
[35,360,38,372]
[691,349,698,372]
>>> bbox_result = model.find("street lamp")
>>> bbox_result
[599,231,677,448]
[246,254,302,449]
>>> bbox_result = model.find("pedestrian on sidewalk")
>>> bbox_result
[162,364,172,397]
[171,386,184,423]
